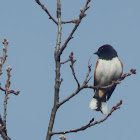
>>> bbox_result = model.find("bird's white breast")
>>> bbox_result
[95,57,122,86]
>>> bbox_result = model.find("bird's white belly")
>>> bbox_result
[95,57,122,86]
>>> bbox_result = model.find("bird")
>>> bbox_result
[89,44,123,115]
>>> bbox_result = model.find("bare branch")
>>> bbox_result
[0,39,9,75]
[59,87,81,107]
[46,1,62,140]
[0,115,11,140]
[0,86,20,95]
[69,51,80,87]
[62,19,79,24]
[60,59,70,64]
[58,0,91,56]
[52,100,122,135]
[83,56,92,85]
[35,0,58,25]
[0,66,13,140]
[3,66,12,128]
[0,38,19,140]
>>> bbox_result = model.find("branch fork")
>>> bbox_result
[35,0,136,140]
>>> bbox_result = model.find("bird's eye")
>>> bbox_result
[99,47,103,51]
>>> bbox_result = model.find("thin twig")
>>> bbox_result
[0,86,20,95]
[52,100,122,135]
[60,59,70,64]
[35,0,58,25]
[83,56,92,85]
[0,39,9,75]
[62,19,79,24]
[58,0,91,56]
[69,52,80,87]
[3,66,12,128]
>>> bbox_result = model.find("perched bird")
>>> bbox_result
[89,44,123,115]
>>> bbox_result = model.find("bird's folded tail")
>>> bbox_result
[89,98,108,115]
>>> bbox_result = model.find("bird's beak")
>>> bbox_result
[94,51,99,55]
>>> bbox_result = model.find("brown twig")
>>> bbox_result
[52,100,122,135]
[3,67,12,128]
[0,86,20,95]
[58,0,91,56]
[35,0,58,25]
[69,51,80,87]
[60,59,70,64]
[0,66,13,140]
[83,56,92,85]
[62,19,79,24]
[0,39,9,75]
[0,39,19,140]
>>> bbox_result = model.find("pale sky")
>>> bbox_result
[0,0,139,140]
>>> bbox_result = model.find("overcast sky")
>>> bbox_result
[0,0,139,140]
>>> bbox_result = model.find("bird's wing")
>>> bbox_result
[94,60,100,87]
[107,58,123,100]
[106,85,116,101]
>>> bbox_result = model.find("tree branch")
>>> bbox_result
[0,115,11,140]
[46,0,62,140]
[60,59,70,64]
[58,0,91,56]
[52,100,122,135]
[62,19,79,24]
[0,86,20,95]
[3,67,12,130]
[0,39,20,140]
[0,39,9,75]
[0,66,13,140]
[35,0,58,25]
[59,58,92,106]
[69,51,80,87]
[83,56,92,85]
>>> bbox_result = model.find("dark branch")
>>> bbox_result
[0,39,9,75]
[3,67,12,128]
[69,51,80,87]
[60,59,70,64]
[62,19,79,24]
[52,100,122,135]
[35,0,58,25]
[0,115,11,140]
[0,66,13,140]
[58,0,91,56]
[83,56,92,85]
[0,86,20,95]
[46,0,62,140]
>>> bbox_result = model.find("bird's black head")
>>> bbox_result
[94,44,118,60]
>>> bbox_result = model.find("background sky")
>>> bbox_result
[0,0,139,140]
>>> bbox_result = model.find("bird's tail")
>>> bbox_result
[89,98,108,115]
